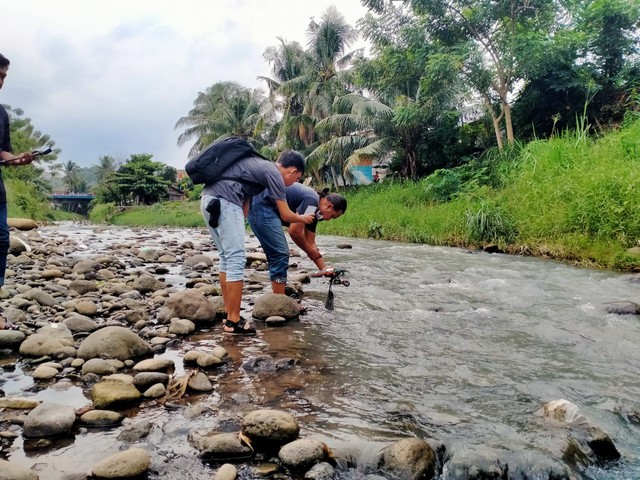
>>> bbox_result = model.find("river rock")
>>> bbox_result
[168,318,196,335]
[68,279,98,295]
[0,459,39,479]
[188,371,214,392]
[242,409,300,450]
[252,294,301,320]
[8,218,38,230]
[188,431,253,462]
[0,329,26,349]
[91,447,150,479]
[0,397,40,409]
[41,268,64,279]
[265,315,287,326]
[1,305,27,324]
[242,355,277,372]
[82,358,118,376]
[377,437,436,480]
[213,463,237,480]
[9,234,29,254]
[279,438,327,472]
[132,357,174,373]
[75,300,98,316]
[304,462,336,480]
[143,383,166,398]
[540,399,620,466]
[19,324,74,357]
[77,326,152,360]
[132,372,169,391]
[605,301,640,315]
[157,289,217,324]
[184,254,214,267]
[31,365,59,380]
[79,410,125,427]
[72,259,101,274]
[92,379,143,409]
[132,273,166,293]
[20,288,56,307]
[22,402,77,438]
[63,314,100,332]
[117,420,152,443]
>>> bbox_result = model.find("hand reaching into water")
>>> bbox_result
[310,267,335,278]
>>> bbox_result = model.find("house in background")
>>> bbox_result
[167,185,186,201]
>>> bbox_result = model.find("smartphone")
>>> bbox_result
[304,205,317,215]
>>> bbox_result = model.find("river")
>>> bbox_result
[1,223,639,479]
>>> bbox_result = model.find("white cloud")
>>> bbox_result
[1,0,369,169]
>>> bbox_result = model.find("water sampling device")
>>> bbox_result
[310,268,350,310]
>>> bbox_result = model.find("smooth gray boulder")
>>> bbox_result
[77,326,152,360]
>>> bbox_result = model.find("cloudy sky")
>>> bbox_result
[1,0,370,170]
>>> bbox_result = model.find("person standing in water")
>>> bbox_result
[200,148,314,335]
[248,182,347,294]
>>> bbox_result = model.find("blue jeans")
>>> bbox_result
[0,202,8,287]
[247,201,289,284]
[200,195,246,282]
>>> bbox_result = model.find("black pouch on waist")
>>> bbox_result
[206,198,221,228]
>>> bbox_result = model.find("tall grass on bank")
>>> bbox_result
[321,119,640,270]
[89,201,203,227]
[85,119,639,270]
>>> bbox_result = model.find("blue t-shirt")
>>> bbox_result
[201,155,286,208]
[0,104,12,204]
[253,182,320,233]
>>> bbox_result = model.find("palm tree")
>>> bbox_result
[308,93,393,185]
[95,155,117,184]
[175,81,271,157]
[62,161,81,193]
[269,7,362,155]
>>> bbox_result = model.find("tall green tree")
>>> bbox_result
[175,81,271,157]
[267,6,361,163]
[3,105,58,195]
[95,155,118,184]
[353,4,473,178]
[363,0,558,149]
[108,154,171,205]
[62,161,82,193]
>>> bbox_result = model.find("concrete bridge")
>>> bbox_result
[50,194,95,215]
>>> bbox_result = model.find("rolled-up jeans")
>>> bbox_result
[247,201,289,284]
[200,195,246,282]
[0,202,8,287]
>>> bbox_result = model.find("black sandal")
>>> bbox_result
[223,318,256,336]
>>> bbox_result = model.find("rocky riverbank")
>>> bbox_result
[0,221,632,480]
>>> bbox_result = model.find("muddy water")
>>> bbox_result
[2,223,640,479]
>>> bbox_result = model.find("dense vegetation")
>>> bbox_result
[88,116,640,271]
[4,0,639,270]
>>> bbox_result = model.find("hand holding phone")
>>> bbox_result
[304,205,317,215]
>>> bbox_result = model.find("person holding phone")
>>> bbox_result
[200,149,314,335]
[0,53,35,329]
[248,181,347,295]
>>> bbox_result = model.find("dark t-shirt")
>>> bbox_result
[253,181,321,233]
[201,156,286,208]
[0,104,12,204]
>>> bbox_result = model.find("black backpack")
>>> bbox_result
[185,136,269,185]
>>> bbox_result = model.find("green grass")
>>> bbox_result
[45,118,640,272]
[89,201,203,227]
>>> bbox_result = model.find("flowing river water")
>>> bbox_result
[1,223,639,479]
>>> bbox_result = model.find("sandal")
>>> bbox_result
[223,318,256,336]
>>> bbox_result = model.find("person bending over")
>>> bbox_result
[200,148,314,335]
[0,53,35,330]
[248,182,347,294]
